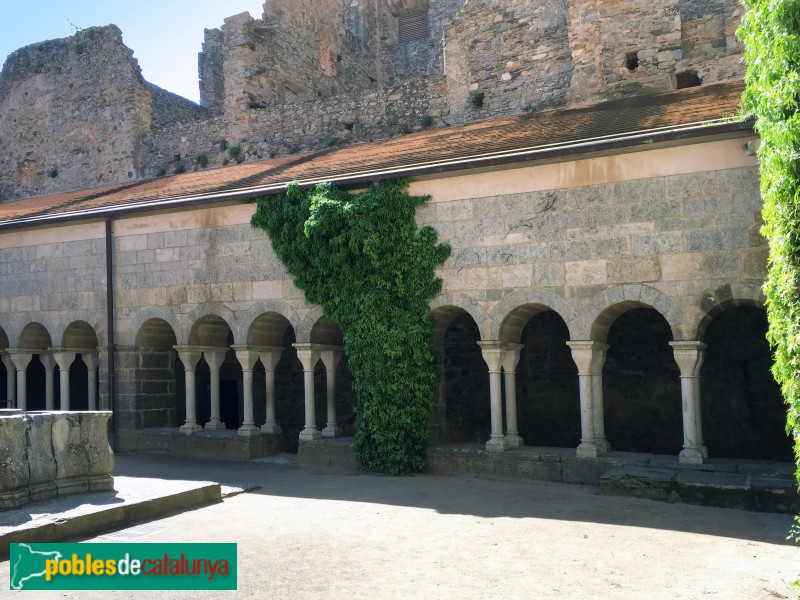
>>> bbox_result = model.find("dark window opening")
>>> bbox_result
[625,52,639,71]
[398,13,429,44]
[677,71,702,89]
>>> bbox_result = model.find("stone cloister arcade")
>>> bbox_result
[0,285,792,465]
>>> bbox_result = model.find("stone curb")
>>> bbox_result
[0,481,221,560]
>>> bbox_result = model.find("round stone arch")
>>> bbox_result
[579,284,682,342]
[16,320,55,350]
[0,314,13,349]
[689,283,766,341]
[296,306,326,344]
[182,303,239,346]
[238,300,302,346]
[128,308,183,347]
[54,311,105,348]
[430,293,488,346]
[489,288,573,342]
[10,313,57,348]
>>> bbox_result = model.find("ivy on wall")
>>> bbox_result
[739,1,800,484]
[250,180,451,474]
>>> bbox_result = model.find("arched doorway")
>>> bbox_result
[135,318,178,427]
[700,306,793,461]
[602,307,681,454]
[439,311,488,443]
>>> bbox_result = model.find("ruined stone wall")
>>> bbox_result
[0,26,151,201]
[140,77,447,178]
[147,83,210,130]
[566,0,744,104]
[444,0,573,119]
[378,0,466,83]
[0,1,748,200]
[199,1,379,120]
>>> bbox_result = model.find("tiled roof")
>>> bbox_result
[0,81,748,227]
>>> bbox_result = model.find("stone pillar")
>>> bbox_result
[670,341,708,464]
[175,346,202,434]
[258,348,283,434]
[320,348,343,438]
[502,343,524,448]
[202,348,228,430]
[1,354,16,409]
[294,344,321,442]
[567,341,610,458]
[39,354,56,411]
[83,351,99,411]
[233,346,260,437]
[8,351,33,411]
[479,341,506,453]
[51,350,76,411]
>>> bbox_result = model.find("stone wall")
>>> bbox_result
[0,137,771,453]
[0,26,151,200]
[0,411,114,509]
[140,76,448,177]
[0,1,748,200]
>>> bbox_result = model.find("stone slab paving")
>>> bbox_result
[0,453,797,599]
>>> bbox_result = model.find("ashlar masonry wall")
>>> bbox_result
[0,135,764,440]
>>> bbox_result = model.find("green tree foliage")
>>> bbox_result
[739,1,800,483]
[250,180,451,474]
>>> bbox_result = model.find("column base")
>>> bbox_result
[679,447,705,465]
[504,434,524,448]
[321,424,342,438]
[299,427,321,442]
[179,422,201,435]
[261,422,282,435]
[699,444,708,459]
[595,438,611,454]
[576,441,605,458]
[485,436,507,453]
[204,421,226,431]
[237,424,260,437]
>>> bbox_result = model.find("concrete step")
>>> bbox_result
[0,476,223,559]
[600,466,800,513]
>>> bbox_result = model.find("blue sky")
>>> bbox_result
[0,1,266,103]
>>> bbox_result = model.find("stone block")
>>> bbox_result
[660,252,703,281]
[631,233,682,256]
[565,259,607,286]
[0,415,29,508]
[52,413,90,482]
[607,256,660,283]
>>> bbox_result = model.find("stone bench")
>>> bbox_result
[0,411,114,509]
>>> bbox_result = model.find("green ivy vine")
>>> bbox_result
[739,1,800,484]
[250,179,451,474]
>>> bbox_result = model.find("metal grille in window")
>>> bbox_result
[398,13,429,43]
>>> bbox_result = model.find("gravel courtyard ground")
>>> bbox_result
[2,455,798,599]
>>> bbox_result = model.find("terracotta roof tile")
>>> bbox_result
[0,81,747,225]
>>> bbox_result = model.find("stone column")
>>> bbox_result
[502,343,524,448]
[8,351,32,411]
[670,341,708,464]
[258,347,283,434]
[39,353,56,411]
[233,346,260,436]
[202,348,228,430]
[1,353,16,409]
[320,348,343,437]
[567,341,610,458]
[83,351,99,411]
[175,346,202,434]
[479,341,506,453]
[51,350,76,411]
[294,344,321,442]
